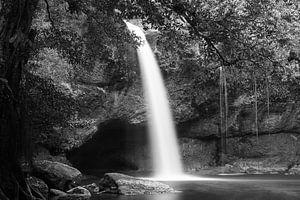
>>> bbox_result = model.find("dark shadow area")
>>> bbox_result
[67,119,151,176]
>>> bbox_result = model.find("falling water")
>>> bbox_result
[125,21,184,179]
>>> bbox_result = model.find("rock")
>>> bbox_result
[194,165,246,175]
[98,173,175,195]
[245,167,260,174]
[33,146,72,166]
[50,187,91,200]
[226,133,300,172]
[64,186,91,200]
[50,189,67,200]
[178,103,300,139]
[27,176,49,199]
[226,132,300,174]
[217,164,245,174]
[227,133,300,160]
[33,160,82,191]
[180,138,217,171]
[288,165,300,175]
[82,183,99,193]
[232,159,288,174]
[50,189,67,196]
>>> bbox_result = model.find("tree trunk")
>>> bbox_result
[0,0,39,199]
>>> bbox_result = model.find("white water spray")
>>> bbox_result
[125,21,186,179]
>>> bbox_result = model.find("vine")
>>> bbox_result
[219,66,228,161]
[254,74,259,142]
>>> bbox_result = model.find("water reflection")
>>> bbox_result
[95,175,300,200]
[99,193,181,200]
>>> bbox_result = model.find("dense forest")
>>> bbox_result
[0,0,299,199]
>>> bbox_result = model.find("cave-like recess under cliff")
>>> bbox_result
[67,119,152,176]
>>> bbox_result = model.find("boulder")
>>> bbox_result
[33,160,82,191]
[50,189,67,200]
[64,186,91,200]
[27,176,49,199]
[82,183,99,194]
[50,187,91,200]
[98,173,175,195]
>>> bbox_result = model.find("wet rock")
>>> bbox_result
[50,187,91,200]
[194,165,245,175]
[216,164,245,174]
[65,186,91,200]
[232,159,288,174]
[82,183,99,194]
[288,165,300,175]
[27,176,49,199]
[180,138,217,171]
[227,133,300,173]
[33,160,82,191]
[50,189,67,200]
[178,103,300,139]
[98,173,175,195]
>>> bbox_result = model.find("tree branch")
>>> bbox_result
[161,2,276,68]
[44,0,55,28]
[163,2,230,66]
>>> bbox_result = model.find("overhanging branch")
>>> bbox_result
[162,2,230,66]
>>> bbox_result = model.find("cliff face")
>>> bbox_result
[32,30,300,175]
[65,97,300,174]
[63,60,300,174]
[179,103,300,172]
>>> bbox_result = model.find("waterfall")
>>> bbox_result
[125,21,185,179]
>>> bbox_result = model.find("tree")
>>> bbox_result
[0,1,40,199]
[0,0,138,198]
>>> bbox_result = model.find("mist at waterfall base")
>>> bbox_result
[125,21,199,181]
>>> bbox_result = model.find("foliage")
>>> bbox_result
[24,0,300,139]
[114,0,300,104]
[24,0,136,142]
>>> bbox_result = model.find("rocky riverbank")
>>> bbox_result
[26,159,176,199]
[26,156,300,200]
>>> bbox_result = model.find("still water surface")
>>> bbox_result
[93,175,300,200]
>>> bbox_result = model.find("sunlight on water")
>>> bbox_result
[125,21,185,179]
